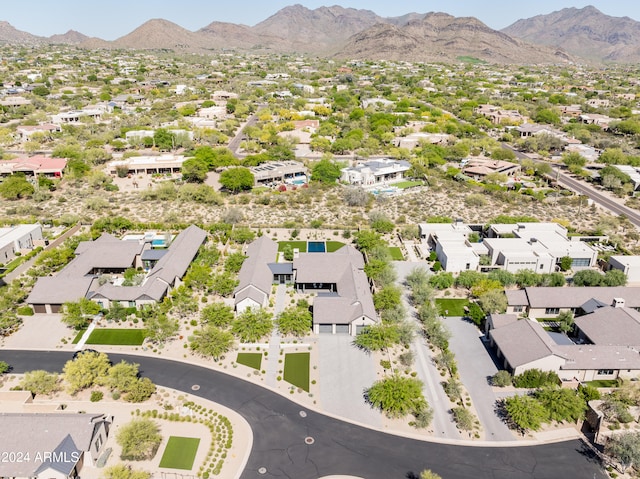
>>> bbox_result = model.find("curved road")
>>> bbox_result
[0,350,607,479]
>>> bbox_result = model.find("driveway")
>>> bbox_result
[443,316,515,441]
[1,314,71,350]
[317,334,382,428]
[394,262,461,439]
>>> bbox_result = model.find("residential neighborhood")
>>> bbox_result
[4,2,640,479]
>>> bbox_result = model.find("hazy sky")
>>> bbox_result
[3,1,640,40]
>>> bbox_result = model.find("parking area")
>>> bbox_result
[317,334,382,427]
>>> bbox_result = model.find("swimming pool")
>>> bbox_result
[307,241,326,253]
[291,178,306,186]
[151,239,166,247]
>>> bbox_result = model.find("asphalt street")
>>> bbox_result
[0,350,608,479]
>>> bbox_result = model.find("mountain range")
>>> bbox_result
[0,5,639,64]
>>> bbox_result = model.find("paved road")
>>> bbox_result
[553,168,640,228]
[228,114,259,158]
[444,317,515,441]
[0,108,613,476]
[502,142,640,228]
[0,350,608,479]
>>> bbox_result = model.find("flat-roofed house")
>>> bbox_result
[608,255,640,284]
[0,156,67,178]
[0,413,111,479]
[341,159,411,186]
[0,223,43,265]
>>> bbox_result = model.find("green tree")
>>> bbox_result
[353,230,385,252]
[18,370,60,395]
[229,227,255,244]
[515,269,541,288]
[419,470,442,479]
[558,256,573,272]
[116,418,162,460]
[145,313,179,344]
[232,308,273,342]
[0,173,35,199]
[487,269,516,287]
[224,252,246,273]
[572,269,604,286]
[491,370,513,387]
[428,272,454,290]
[190,325,234,359]
[210,272,239,297]
[477,289,507,314]
[107,361,140,393]
[0,361,9,374]
[61,298,101,330]
[200,302,234,328]
[513,369,560,388]
[455,270,484,289]
[557,310,574,334]
[103,464,151,479]
[534,387,586,423]
[63,351,111,394]
[366,374,428,419]
[153,128,174,150]
[311,158,341,184]
[603,269,627,287]
[562,152,587,168]
[124,377,155,403]
[354,323,402,351]
[373,285,402,312]
[219,167,254,192]
[605,431,640,473]
[276,306,312,337]
[181,158,208,183]
[452,406,475,431]
[503,395,549,432]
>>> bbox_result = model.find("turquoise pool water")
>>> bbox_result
[307,241,326,253]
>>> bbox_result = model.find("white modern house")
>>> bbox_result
[340,159,411,186]
[608,255,640,284]
[0,224,44,265]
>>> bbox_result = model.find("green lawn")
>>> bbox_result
[326,241,345,252]
[283,352,310,392]
[278,241,307,253]
[394,180,424,189]
[236,352,262,370]
[85,328,146,345]
[586,379,621,388]
[159,436,200,470]
[388,246,404,261]
[435,298,470,317]
[71,328,87,344]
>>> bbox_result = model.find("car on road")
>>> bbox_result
[72,348,99,360]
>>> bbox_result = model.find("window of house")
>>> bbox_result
[545,308,560,315]
[597,369,614,376]
[572,258,591,268]
[513,306,523,313]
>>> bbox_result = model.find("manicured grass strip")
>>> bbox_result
[283,352,310,392]
[586,379,621,388]
[278,241,307,253]
[435,298,470,317]
[85,328,146,345]
[237,352,262,370]
[159,436,200,470]
[394,180,424,189]
[325,241,345,253]
[71,328,87,344]
[388,246,404,261]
